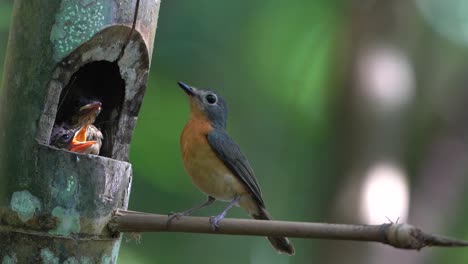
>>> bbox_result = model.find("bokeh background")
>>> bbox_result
[1,0,468,263]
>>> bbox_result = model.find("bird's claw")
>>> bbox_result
[167,212,185,225]
[209,215,224,231]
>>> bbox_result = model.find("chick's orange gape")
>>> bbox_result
[68,124,98,153]
[171,82,295,255]
[73,101,103,155]
[50,100,103,155]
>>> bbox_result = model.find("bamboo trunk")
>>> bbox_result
[0,0,160,262]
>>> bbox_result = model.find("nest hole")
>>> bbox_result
[53,61,125,159]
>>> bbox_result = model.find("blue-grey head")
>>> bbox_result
[178,82,228,129]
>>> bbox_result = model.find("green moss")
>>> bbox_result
[50,0,110,61]
[2,255,17,264]
[50,174,77,207]
[63,257,79,264]
[99,240,122,264]
[40,248,59,264]
[100,255,111,264]
[48,206,80,236]
[79,257,92,264]
[9,190,42,222]
[111,239,122,262]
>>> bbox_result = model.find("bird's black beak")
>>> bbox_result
[178,82,196,96]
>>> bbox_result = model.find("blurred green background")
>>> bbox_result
[2,0,468,263]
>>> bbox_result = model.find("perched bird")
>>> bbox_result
[171,82,295,255]
[50,123,97,153]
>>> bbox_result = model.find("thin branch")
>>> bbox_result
[109,210,468,250]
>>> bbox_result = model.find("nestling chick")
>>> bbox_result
[50,100,103,155]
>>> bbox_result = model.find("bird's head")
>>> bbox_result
[51,124,75,149]
[50,124,97,153]
[75,100,102,126]
[178,82,228,128]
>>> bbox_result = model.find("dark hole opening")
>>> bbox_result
[52,61,125,159]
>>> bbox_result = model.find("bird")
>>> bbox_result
[171,81,295,255]
[50,123,97,153]
[50,100,103,155]
[71,100,103,155]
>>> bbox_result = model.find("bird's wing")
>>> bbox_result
[207,129,265,207]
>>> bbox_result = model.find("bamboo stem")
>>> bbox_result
[110,210,468,250]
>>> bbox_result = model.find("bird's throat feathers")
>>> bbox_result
[188,95,227,129]
[188,97,213,130]
[181,109,213,163]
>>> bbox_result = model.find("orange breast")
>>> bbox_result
[180,116,248,201]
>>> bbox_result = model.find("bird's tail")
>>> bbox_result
[251,206,295,255]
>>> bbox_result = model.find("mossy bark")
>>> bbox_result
[0,0,160,262]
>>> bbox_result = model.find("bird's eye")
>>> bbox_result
[206,94,217,104]
[62,134,71,140]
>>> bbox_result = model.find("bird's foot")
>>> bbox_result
[167,211,188,226]
[209,213,226,231]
